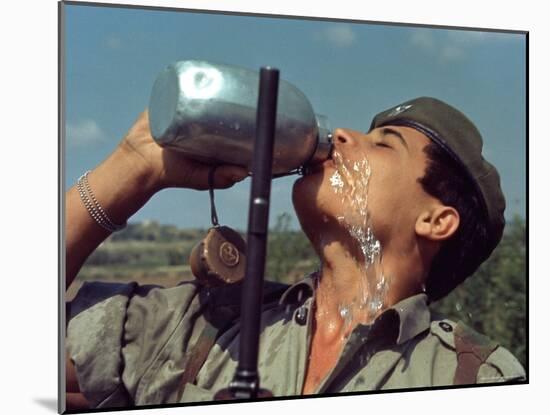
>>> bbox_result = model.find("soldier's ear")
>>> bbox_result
[415,205,460,242]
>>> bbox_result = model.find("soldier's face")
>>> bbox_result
[293,125,434,252]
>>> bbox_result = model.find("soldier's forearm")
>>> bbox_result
[65,144,158,290]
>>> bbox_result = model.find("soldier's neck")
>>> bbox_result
[313,252,370,344]
[313,239,425,345]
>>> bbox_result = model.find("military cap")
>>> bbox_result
[369,96,506,253]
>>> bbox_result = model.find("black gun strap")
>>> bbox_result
[177,281,290,401]
[177,313,230,401]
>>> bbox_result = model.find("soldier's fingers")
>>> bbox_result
[212,165,249,189]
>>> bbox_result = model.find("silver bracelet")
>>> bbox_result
[77,170,127,232]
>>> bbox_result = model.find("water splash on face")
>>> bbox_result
[329,170,344,190]
[329,150,391,327]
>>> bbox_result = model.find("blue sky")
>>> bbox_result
[63,4,526,230]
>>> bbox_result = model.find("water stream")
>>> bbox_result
[328,150,391,329]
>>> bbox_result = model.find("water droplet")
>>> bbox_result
[339,306,350,319]
[329,170,344,192]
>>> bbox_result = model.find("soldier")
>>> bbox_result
[65,97,526,410]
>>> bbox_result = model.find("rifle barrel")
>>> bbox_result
[232,67,279,398]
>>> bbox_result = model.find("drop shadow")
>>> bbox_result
[34,398,57,412]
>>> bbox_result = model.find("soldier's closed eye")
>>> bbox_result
[377,127,409,152]
[376,141,392,149]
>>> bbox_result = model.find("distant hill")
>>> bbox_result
[72,214,317,296]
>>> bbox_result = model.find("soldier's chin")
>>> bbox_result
[292,184,328,235]
[292,175,317,210]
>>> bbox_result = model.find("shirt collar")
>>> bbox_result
[279,274,431,345]
[279,275,315,306]
[387,292,431,345]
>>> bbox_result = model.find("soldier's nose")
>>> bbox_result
[333,128,358,148]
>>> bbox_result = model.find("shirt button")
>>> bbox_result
[439,321,453,332]
[295,306,308,326]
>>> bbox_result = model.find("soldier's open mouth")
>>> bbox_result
[303,155,336,176]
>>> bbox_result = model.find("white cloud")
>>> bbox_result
[440,45,465,62]
[106,36,123,50]
[410,30,436,51]
[322,24,356,47]
[66,119,106,146]
[446,30,487,44]
[409,28,487,63]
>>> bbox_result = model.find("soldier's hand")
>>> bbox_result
[119,110,249,191]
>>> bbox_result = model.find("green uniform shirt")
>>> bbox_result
[66,275,525,409]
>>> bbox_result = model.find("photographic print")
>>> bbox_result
[60,1,527,412]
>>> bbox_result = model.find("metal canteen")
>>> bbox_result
[148,60,332,174]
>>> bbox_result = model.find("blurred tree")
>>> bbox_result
[431,216,526,368]
[265,213,317,283]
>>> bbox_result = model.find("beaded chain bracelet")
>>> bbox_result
[77,170,127,232]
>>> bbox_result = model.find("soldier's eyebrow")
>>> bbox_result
[381,127,409,152]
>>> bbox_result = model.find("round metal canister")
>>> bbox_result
[149,60,331,174]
